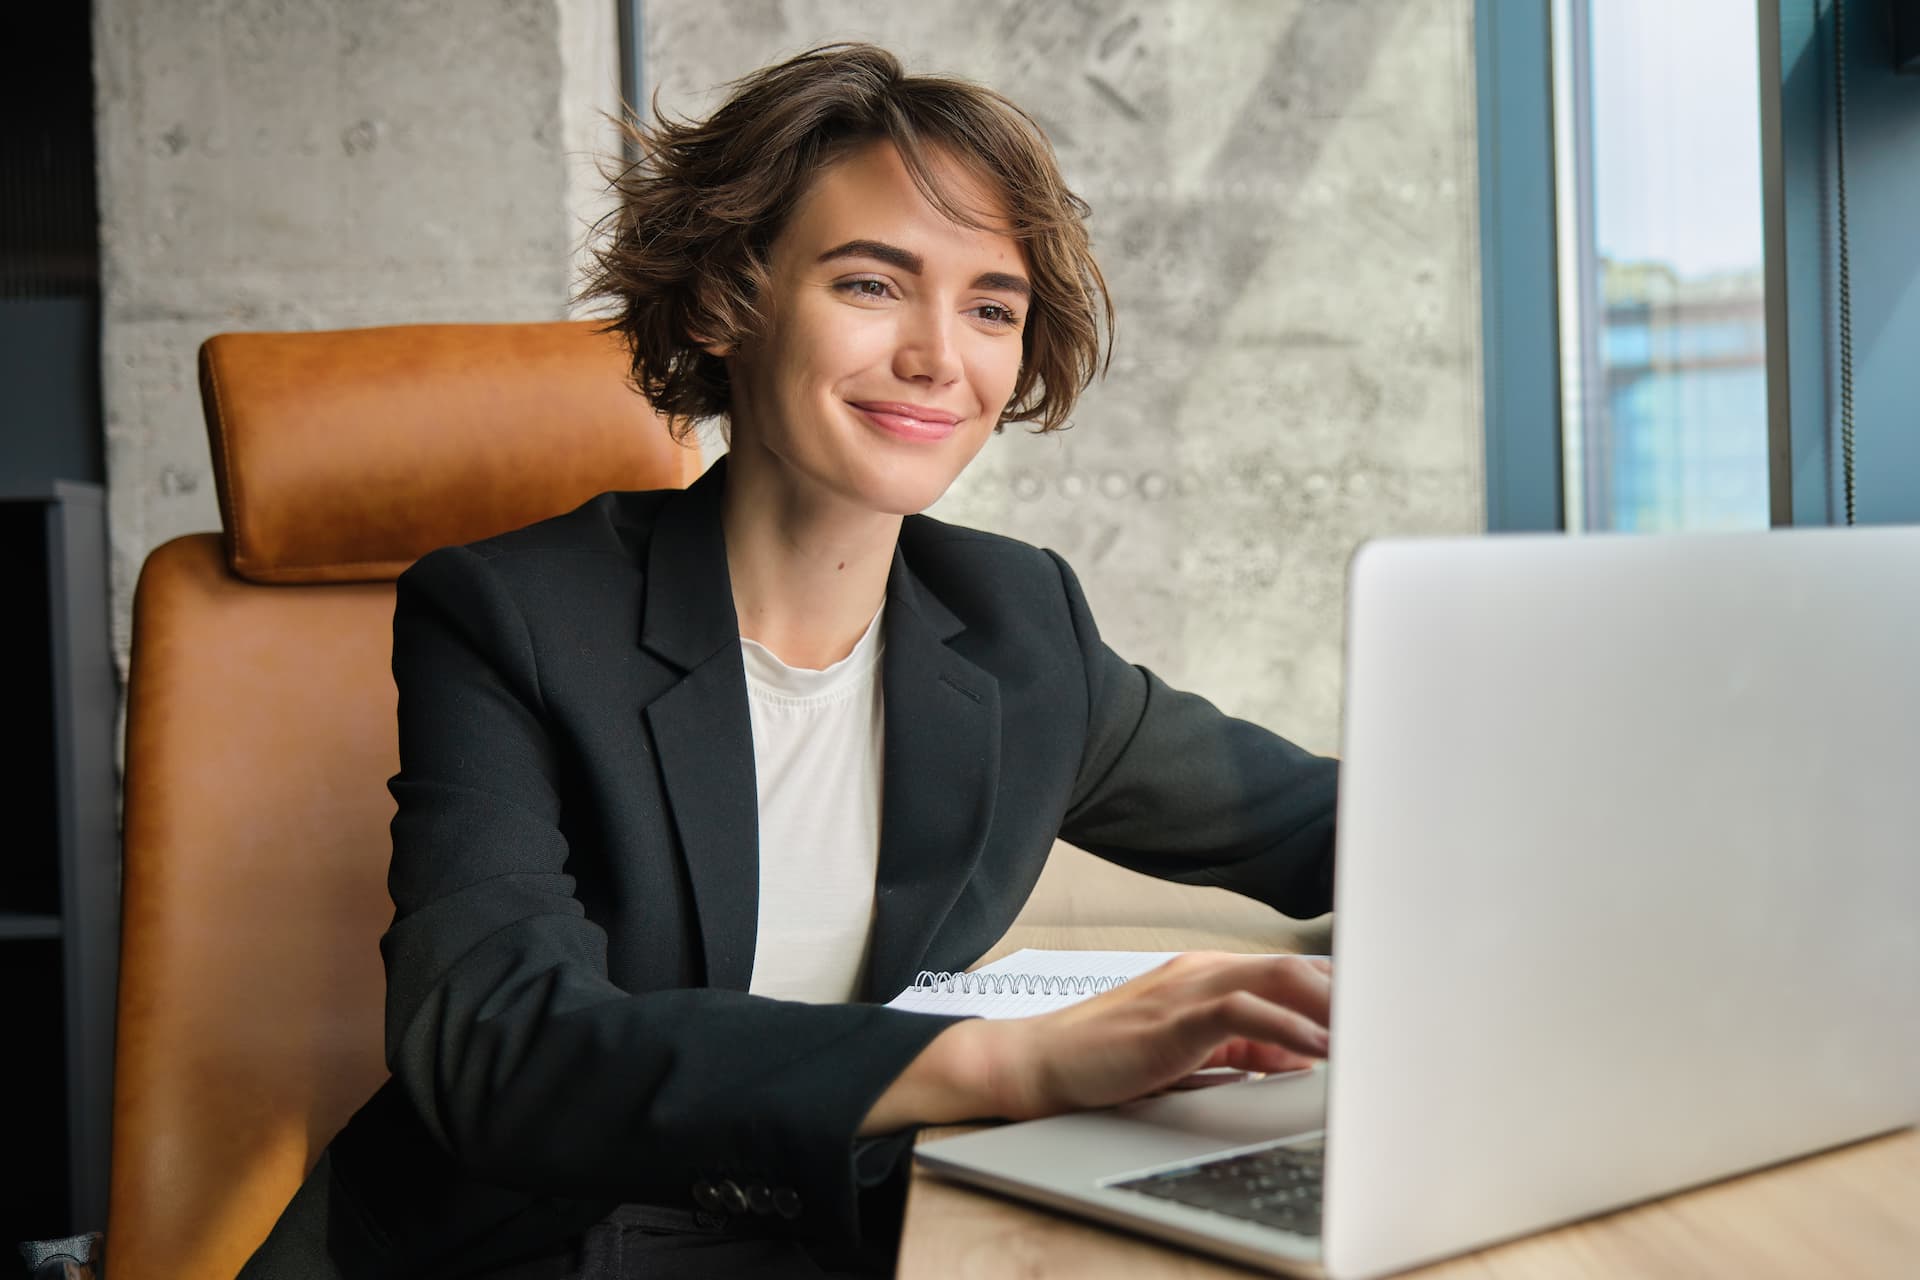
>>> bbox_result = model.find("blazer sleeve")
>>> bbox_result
[376,545,961,1249]
[1047,550,1339,918]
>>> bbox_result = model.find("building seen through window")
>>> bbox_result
[1598,258,1767,530]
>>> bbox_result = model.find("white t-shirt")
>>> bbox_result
[740,608,885,1003]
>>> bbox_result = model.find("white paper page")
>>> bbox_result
[883,949,1181,1018]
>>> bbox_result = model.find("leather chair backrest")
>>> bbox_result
[109,321,700,1280]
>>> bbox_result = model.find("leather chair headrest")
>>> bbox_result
[199,321,700,584]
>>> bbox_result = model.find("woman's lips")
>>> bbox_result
[849,401,963,442]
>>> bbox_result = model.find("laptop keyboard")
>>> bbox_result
[1108,1137,1324,1238]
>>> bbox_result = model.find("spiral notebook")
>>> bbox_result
[883,949,1184,1018]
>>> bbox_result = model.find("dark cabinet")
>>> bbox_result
[1,482,118,1242]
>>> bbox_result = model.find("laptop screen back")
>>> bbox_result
[1323,528,1920,1279]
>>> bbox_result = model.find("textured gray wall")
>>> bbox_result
[648,0,1484,753]
[92,0,598,664]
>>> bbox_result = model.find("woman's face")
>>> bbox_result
[721,138,1030,518]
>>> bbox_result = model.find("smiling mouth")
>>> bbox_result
[848,401,964,441]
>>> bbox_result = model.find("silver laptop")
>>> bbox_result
[917,528,1920,1278]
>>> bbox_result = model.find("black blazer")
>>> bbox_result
[243,457,1338,1278]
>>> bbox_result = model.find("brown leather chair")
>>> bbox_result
[108,321,701,1280]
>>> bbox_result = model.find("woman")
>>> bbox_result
[242,42,1338,1280]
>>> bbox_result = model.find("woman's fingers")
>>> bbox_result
[1149,951,1333,1032]
[1180,988,1329,1059]
[1203,1037,1322,1075]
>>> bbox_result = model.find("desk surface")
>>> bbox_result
[896,847,1920,1278]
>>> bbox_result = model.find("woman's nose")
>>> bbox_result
[892,306,964,385]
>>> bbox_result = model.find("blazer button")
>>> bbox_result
[772,1187,802,1220]
[691,1179,722,1211]
[747,1182,774,1215]
[718,1179,749,1214]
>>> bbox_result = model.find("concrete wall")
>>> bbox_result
[92,0,599,664]
[647,0,1484,753]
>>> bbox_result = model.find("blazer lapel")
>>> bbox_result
[860,549,1002,1002]
[637,460,760,992]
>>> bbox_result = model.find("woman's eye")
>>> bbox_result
[974,303,1020,328]
[839,278,891,300]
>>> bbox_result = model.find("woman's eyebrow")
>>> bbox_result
[819,238,923,272]
[974,270,1031,300]
[818,239,1031,299]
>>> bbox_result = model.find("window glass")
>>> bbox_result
[1559,0,1770,532]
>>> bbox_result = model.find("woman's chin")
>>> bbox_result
[849,465,970,517]
[861,489,947,518]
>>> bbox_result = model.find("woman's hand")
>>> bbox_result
[980,951,1332,1120]
[858,952,1331,1136]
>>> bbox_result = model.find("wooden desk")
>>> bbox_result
[896,846,1920,1278]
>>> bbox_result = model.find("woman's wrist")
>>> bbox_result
[857,1018,1006,1137]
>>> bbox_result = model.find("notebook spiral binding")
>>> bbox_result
[906,970,1131,996]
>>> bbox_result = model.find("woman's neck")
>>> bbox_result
[720,449,901,671]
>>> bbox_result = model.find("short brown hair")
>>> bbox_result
[580,43,1111,437]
